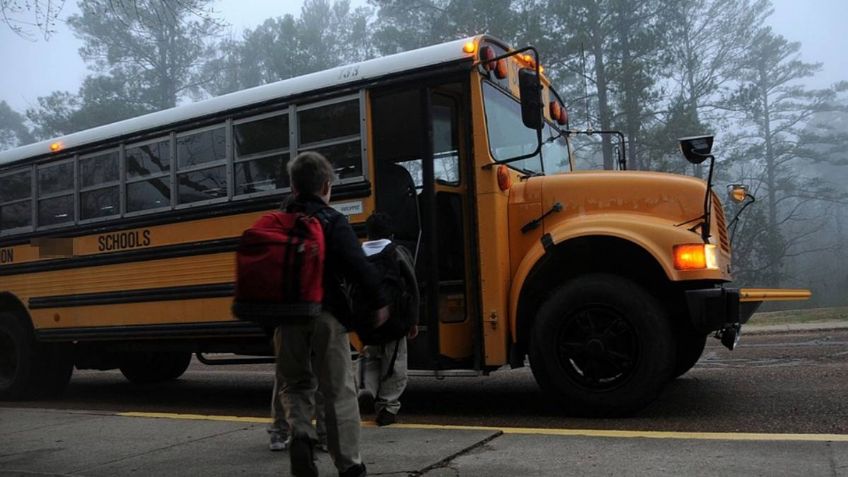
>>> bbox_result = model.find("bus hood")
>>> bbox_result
[533,170,710,227]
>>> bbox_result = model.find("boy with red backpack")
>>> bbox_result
[236,151,388,477]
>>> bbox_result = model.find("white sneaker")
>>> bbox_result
[269,429,290,451]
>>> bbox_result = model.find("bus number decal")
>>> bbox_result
[0,248,13,264]
[97,230,151,252]
[338,66,359,80]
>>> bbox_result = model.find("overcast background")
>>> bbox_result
[1,0,846,112]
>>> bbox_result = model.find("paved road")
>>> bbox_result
[3,328,848,476]
[4,328,848,434]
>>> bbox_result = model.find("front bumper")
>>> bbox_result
[685,287,812,349]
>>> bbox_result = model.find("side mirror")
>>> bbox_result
[519,68,542,130]
[678,135,714,164]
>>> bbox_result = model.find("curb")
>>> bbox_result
[743,321,848,335]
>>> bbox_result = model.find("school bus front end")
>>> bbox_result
[495,168,810,416]
[464,37,810,417]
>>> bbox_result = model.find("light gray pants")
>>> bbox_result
[274,312,362,472]
[357,338,408,415]
[270,372,326,441]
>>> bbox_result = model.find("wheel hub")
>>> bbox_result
[586,338,606,357]
[557,307,638,390]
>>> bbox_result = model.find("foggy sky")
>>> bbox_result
[0,0,846,113]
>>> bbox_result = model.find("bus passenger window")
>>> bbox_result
[177,127,227,204]
[233,113,290,195]
[297,98,362,181]
[0,169,32,232]
[127,140,170,178]
[80,151,119,220]
[177,128,226,168]
[177,166,227,204]
[37,161,74,227]
[126,139,171,213]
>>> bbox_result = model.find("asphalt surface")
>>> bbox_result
[2,323,848,476]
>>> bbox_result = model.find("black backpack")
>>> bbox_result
[351,242,419,346]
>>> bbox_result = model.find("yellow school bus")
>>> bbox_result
[0,35,809,415]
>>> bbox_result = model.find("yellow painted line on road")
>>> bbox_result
[119,412,848,442]
[392,423,848,442]
[120,412,269,424]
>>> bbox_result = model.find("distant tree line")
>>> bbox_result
[2,0,847,302]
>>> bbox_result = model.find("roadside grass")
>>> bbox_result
[747,306,848,326]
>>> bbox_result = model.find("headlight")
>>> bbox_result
[673,244,719,270]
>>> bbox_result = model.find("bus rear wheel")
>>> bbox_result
[0,312,73,400]
[119,351,192,384]
[529,274,675,417]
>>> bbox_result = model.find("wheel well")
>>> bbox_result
[514,236,675,358]
[0,292,32,331]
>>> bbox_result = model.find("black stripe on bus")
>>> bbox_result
[28,283,234,309]
[35,321,266,342]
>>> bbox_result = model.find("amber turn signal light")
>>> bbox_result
[497,164,512,191]
[674,244,718,270]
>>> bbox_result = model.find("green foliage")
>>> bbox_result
[67,0,222,110]
[0,100,34,150]
[202,0,373,96]
[26,74,157,139]
[719,27,848,287]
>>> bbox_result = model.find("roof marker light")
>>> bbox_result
[558,105,569,126]
[494,59,508,79]
[480,45,496,70]
[463,42,476,54]
[49,142,63,153]
[549,101,562,122]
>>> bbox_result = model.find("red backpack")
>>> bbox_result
[232,210,326,326]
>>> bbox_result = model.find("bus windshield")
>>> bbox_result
[482,81,570,175]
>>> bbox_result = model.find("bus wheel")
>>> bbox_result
[0,312,73,400]
[119,351,192,384]
[529,274,675,417]
[671,326,708,379]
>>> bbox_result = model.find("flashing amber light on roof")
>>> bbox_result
[463,42,476,54]
[49,142,63,153]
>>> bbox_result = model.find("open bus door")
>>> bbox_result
[371,81,479,374]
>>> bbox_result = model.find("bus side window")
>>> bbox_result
[0,169,33,233]
[176,126,228,204]
[126,139,172,213]
[37,160,74,227]
[233,113,290,195]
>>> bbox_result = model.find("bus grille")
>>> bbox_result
[712,193,730,253]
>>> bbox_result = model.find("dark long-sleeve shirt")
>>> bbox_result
[285,194,388,329]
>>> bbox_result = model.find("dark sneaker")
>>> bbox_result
[375,409,396,427]
[339,463,367,477]
[268,428,289,451]
[289,436,317,477]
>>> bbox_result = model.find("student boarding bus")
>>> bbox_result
[0,35,810,415]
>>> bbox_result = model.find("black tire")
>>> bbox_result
[119,351,192,384]
[0,312,73,400]
[529,274,675,417]
[671,327,708,379]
